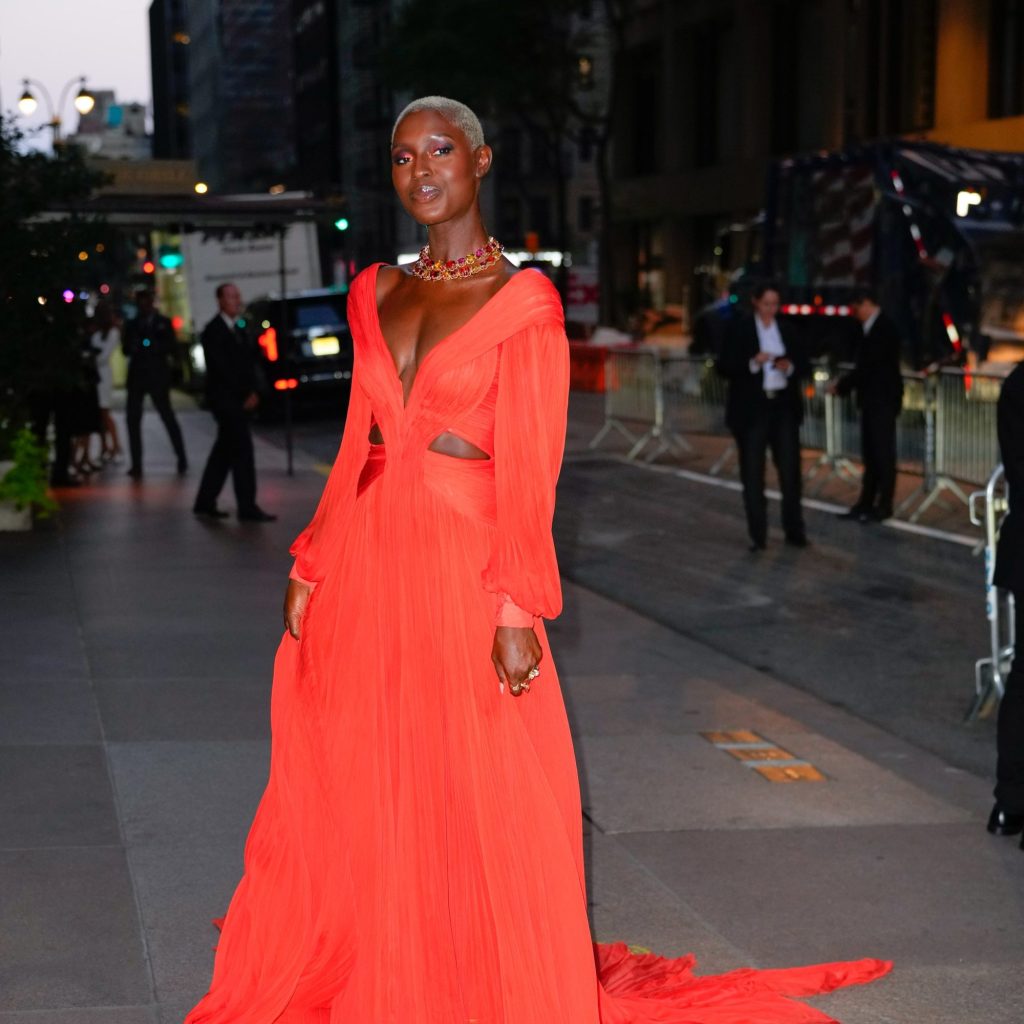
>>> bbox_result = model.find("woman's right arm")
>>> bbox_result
[284,363,372,638]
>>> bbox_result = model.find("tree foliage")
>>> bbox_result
[0,118,109,448]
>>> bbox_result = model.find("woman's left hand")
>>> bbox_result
[491,626,542,696]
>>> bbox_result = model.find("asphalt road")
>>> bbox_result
[254,400,997,781]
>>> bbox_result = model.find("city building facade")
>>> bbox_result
[610,0,1024,319]
[67,91,152,160]
[291,0,342,194]
[185,0,295,192]
[149,0,192,159]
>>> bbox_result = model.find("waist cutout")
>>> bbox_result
[358,443,496,525]
[422,448,496,526]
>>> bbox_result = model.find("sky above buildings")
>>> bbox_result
[1,0,152,148]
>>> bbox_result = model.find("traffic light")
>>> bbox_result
[334,217,349,232]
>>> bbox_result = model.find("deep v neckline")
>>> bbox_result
[369,262,531,410]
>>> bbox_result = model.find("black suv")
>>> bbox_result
[246,287,352,405]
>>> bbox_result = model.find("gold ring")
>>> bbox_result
[527,667,540,680]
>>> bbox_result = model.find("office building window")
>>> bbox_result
[578,196,595,233]
[578,127,594,163]
[693,20,723,167]
[991,0,1024,117]
[771,0,803,154]
[529,196,552,242]
[624,44,660,175]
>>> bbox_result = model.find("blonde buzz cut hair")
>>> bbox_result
[391,96,486,150]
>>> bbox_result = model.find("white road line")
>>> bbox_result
[601,455,980,550]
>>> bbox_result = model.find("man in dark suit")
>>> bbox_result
[831,289,904,522]
[990,362,1024,846]
[718,282,808,551]
[122,289,187,479]
[193,283,276,522]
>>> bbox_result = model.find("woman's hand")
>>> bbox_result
[284,579,313,640]
[491,626,542,696]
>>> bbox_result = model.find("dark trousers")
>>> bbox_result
[996,588,1024,813]
[194,408,257,513]
[856,404,898,514]
[735,399,805,545]
[29,390,73,485]
[126,380,186,472]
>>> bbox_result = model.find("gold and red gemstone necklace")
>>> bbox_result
[410,237,504,282]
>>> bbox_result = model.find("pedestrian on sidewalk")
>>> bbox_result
[990,359,1024,846]
[122,289,187,479]
[68,320,103,477]
[193,282,275,522]
[90,300,123,463]
[830,288,903,523]
[718,282,809,551]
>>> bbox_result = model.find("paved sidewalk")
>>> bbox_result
[1,405,1021,1024]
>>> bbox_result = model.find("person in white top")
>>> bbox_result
[90,301,123,462]
[719,283,808,551]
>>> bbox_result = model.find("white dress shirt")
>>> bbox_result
[862,309,880,336]
[750,316,793,392]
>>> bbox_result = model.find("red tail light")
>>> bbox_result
[258,326,279,362]
[273,378,298,391]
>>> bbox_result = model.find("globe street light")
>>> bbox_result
[16,76,96,143]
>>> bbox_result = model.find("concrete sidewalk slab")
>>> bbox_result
[0,745,120,847]
[108,741,268,846]
[619,823,1023,967]
[0,848,151,1011]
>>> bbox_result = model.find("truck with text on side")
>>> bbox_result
[758,139,1024,371]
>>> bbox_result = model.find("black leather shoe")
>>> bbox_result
[869,507,894,522]
[238,507,277,522]
[837,506,868,521]
[193,506,229,520]
[127,466,143,480]
[987,804,1024,836]
[785,533,809,548]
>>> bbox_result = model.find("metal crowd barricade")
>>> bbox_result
[968,463,1014,721]
[659,354,735,473]
[897,369,1001,522]
[588,347,691,462]
[802,365,863,494]
[585,349,1006,523]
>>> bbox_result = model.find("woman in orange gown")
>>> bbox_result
[185,97,890,1024]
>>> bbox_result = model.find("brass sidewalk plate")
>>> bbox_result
[700,730,826,783]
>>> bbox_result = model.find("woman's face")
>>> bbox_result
[390,109,491,228]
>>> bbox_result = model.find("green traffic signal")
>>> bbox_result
[334,217,349,231]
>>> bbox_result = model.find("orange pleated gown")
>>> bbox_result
[185,265,890,1023]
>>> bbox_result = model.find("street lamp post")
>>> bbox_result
[17,76,96,144]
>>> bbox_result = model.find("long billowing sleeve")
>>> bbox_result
[289,366,372,585]
[482,322,570,623]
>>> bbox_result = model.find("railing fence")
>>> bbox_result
[587,350,1005,521]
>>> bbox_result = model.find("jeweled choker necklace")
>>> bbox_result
[410,237,504,282]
